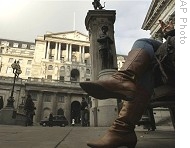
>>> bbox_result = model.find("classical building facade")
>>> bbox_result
[0,0,175,126]
[142,0,175,124]
[142,0,175,41]
[0,30,126,125]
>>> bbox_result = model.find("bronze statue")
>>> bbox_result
[92,0,105,10]
[97,25,114,70]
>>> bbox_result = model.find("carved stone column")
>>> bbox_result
[36,92,43,122]
[64,94,71,124]
[65,44,69,61]
[52,93,57,115]
[58,43,61,61]
[55,42,58,60]
[85,10,117,80]
[46,41,50,59]
[85,10,118,127]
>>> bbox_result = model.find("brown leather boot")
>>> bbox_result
[87,86,151,148]
[80,48,151,101]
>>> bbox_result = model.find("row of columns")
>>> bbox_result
[45,41,86,63]
[35,91,71,124]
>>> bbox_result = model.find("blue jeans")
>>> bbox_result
[131,38,162,94]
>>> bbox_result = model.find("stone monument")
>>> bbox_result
[85,1,118,126]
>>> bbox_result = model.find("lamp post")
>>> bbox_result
[6,60,22,108]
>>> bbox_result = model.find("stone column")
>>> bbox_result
[79,46,82,62]
[82,46,85,63]
[69,44,72,62]
[65,44,69,61]
[55,42,58,60]
[46,41,50,59]
[65,94,71,124]
[36,92,43,122]
[58,43,61,61]
[52,93,57,115]
[85,10,118,127]
[85,10,117,80]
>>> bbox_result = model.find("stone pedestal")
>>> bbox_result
[97,69,118,126]
[0,107,16,125]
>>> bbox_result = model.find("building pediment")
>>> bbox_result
[142,0,174,30]
[45,31,89,42]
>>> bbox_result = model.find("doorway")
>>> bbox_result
[71,101,81,124]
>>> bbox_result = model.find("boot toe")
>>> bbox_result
[80,82,134,100]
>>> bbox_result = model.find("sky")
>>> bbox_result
[0,0,152,55]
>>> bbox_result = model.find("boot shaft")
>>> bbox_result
[120,48,151,81]
[112,86,151,131]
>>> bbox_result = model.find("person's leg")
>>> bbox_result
[80,38,162,100]
[81,38,162,148]
[87,86,150,148]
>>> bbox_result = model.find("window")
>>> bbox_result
[13,43,19,48]
[58,96,64,102]
[27,60,32,65]
[86,69,90,74]
[22,44,27,48]
[86,78,90,81]
[1,41,9,46]
[44,94,51,102]
[30,45,35,49]
[8,58,14,63]
[47,75,52,80]
[48,65,53,70]
[6,67,12,74]
[60,66,65,71]
[1,41,6,45]
[25,68,31,76]
[60,76,64,81]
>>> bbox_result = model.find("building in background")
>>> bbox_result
[142,0,175,42]
[0,30,126,125]
[0,0,175,126]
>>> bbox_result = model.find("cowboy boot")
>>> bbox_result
[87,86,151,148]
[80,48,151,101]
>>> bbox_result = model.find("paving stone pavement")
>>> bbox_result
[0,125,175,148]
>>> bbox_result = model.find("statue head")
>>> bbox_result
[101,25,108,33]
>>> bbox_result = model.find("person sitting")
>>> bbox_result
[79,20,175,148]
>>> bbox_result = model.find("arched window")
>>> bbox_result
[48,65,53,70]
[86,69,90,74]
[47,75,52,80]
[70,69,80,82]
[60,66,65,71]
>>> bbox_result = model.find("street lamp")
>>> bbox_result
[6,60,22,108]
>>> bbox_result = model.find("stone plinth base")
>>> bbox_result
[0,107,26,125]
[0,107,16,125]
[96,69,118,126]
[90,107,98,127]
[97,105,118,126]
